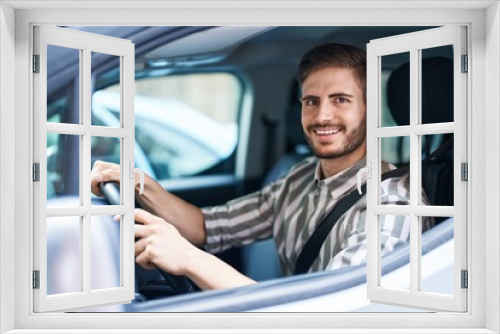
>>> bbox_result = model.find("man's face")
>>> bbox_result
[301,66,366,160]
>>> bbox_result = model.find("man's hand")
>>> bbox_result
[134,209,198,275]
[132,209,256,290]
[90,160,121,197]
[91,160,207,249]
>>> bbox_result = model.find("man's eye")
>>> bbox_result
[305,99,318,107]
[336,97,348,103]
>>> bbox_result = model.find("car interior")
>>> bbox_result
[45,25,455,312]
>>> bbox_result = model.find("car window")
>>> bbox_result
[95,73,242,180]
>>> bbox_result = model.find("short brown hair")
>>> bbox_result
[297,43,366,101]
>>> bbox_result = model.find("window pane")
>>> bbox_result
[100,73,240,180]
[92,52,121,127]
[91,215,121,291]
[47,216,81,295]
[420,134,454,206]
[47,45,80,124]
[380,136,410,205]
[91,137,121,205]
[47,134,80,207]
[381,52,410,127]
[421,46,454,125]
[420,216,454,296]
[380,215,411,291]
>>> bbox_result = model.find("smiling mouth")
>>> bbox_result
[314,129,341,135]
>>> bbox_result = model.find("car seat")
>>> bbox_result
[261,83,311,187]
[242,82,310,281]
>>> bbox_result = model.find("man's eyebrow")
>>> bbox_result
[300,93,355,101]
[300,95,318,102]
[329,93,354,98]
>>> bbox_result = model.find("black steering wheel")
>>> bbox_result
[99,181,195,297]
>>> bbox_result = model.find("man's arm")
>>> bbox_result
[92,160,276,289]
[133,209,256,290]
[91,161,206,246]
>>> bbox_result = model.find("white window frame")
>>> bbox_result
[366,26,467,312]
[32,25,136,312]
[0,2,498,333]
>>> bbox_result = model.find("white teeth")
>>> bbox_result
[315,129,340,135]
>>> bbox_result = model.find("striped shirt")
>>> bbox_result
[202,156,412,276]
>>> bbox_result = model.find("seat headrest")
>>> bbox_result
[387,56,454,126]
[287,82,309,150]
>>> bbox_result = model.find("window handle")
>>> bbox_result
[356,162,371,195]
[129,162,145,195]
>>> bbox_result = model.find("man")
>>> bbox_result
[91,43,411,291]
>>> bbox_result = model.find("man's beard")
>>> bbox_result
[304,116,366,159]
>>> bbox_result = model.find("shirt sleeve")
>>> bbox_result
[202,182,278,254]
[325,175,411,270]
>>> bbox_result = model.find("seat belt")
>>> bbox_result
[293,166,409,275]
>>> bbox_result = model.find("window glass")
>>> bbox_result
[47,45,80,124]
[47,95,70,124]
[380,53,411,167]
[420,134,454,206]
[421,46,454,124]
[420,216,454,295]
[380,136,410,205]
[379,215,411,291]
[47,216,81,295]
[92,52,121,127]
[91,136,121,205]
[97,73,241,180]
[381,52,410,128]
[91,215,121,291]
[47,133,80,206]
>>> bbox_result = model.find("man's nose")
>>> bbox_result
[316,101,335,122]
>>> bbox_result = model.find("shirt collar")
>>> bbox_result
[314,156,367,200]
